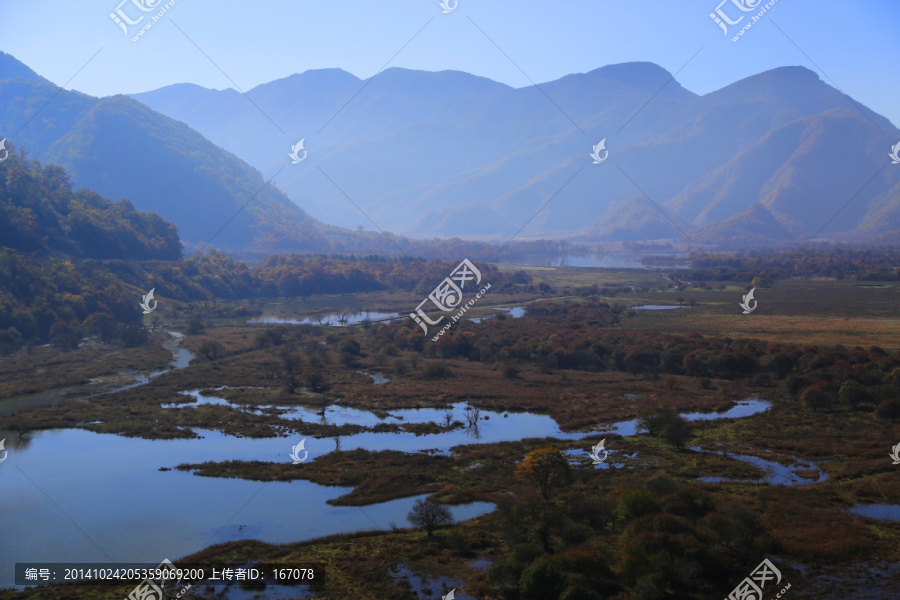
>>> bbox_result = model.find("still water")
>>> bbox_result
[0,427,493,587]
[598,399,771,437]
[0,394,777,588]
[693,447,829,486]
[249,311,400,326]
[848,504,900,521]
[0,328,779,591]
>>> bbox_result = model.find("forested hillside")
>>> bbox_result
[0,149,180,260]
[0,155,523,351]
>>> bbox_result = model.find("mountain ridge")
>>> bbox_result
[129,60,899,245]
[4,52,898,249]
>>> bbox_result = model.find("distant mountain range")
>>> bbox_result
[131,61,900,246]
[0,52,336,255]
[3,51,899,250]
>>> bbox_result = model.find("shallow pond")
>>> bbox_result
[0,427,493,587]
[249,311,400,327]
[693,447,828,486]
[565,448,636,470]
[163,392,588,454]
[1,354,779,592]
[390,564,474,600]
[495,306,526,318]
[598,398,772,437]
[848,504,900,521]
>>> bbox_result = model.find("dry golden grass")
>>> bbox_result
[636,313,900,349]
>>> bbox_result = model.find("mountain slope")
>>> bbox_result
[0,54,330,254]
[666,108,900,239]
[46,95,328,252]
[689,202,794,245]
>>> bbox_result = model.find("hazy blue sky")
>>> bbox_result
[1,0,898,126]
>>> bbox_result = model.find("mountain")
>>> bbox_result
[131,62,900,245]
[667,107,899,239]
[0,52,330,255]
[0,51,49,83]
[689,202,794,245]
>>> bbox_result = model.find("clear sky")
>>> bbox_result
[1,0,898,126]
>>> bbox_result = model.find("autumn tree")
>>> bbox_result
[515,447,572,501]
[751,276,767,289]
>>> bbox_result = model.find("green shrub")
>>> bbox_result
[421,361,453,379]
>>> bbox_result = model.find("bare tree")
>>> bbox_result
[407,499,454,536]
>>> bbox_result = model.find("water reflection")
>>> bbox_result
[0,426,495,587]
[1,391,782,589]
[0,430,34,453]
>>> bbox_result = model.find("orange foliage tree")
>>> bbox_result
[514,447,572,501]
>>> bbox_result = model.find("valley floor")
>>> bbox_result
[1,272,899,599]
